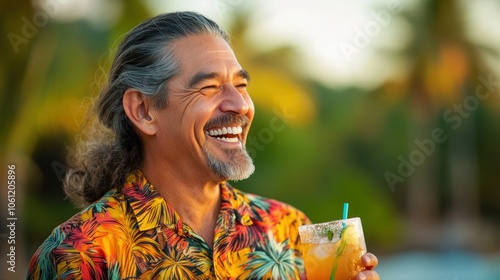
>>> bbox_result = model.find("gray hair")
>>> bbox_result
[65,12,230,207]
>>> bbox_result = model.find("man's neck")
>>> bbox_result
[141,161,222,248]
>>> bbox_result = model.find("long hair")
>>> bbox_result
[64,12,230,207]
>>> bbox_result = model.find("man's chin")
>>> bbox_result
[204,146,255,181]
[224,161,255,181]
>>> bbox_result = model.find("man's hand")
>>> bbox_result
[356,252,379,280]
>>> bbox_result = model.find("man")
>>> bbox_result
[28,12,379,279]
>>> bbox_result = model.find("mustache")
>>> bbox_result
[204,114,250,130]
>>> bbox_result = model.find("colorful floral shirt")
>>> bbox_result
[27,171,310,279]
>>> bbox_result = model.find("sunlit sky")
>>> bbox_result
[45,0,500,88]
[147,0,417,88]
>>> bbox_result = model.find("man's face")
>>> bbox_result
[150,34,255,182]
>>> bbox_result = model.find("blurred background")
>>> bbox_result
[1,0,500,279]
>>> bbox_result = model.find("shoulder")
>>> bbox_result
[27,189,127,278]
[36,187,125,241]
[62,188,127,230]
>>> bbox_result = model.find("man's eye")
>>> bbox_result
[235,83,248,92]
[199,85,220,94]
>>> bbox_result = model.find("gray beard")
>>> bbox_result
[204,143,255,181]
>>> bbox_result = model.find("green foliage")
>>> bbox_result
[3,0,500,261]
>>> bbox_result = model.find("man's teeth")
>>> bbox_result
[208,126,243,136]
[215,136,239,143]
[207,126,243,143]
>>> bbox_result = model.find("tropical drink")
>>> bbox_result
[299,217,366,280]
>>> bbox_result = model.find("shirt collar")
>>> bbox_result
[219,182,257,227]
[122,171,180,232]
[122,171,257,232]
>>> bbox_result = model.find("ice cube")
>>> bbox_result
[312,244,331,259]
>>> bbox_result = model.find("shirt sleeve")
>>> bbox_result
[27,233,108,279]
[27,245,58,280]
[27,227,65,280]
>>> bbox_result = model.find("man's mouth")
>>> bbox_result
[206,126,243,143]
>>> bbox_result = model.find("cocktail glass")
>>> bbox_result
[299,217,367,280]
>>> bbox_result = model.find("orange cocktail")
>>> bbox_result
[299,217,366,280]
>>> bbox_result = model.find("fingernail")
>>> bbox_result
[359,273,367,280]
[362,254,371,264]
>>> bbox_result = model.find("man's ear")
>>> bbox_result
[123,89,156,136]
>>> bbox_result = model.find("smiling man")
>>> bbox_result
[27,12,379,279]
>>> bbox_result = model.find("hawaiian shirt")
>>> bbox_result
[27,171,310,279]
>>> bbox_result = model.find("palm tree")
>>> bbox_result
[375,0,499,250]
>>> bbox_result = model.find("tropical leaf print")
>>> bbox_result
[245,232,302,280]
[27,171,309,279]
[27,226,66,279]
[150,247,202,279]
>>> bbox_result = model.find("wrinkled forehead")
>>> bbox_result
[169,34,242,76]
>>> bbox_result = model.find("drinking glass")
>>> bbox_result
[299,217,367,280]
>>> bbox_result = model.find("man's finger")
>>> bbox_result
[361,253,378,269]
[356,270,380,280]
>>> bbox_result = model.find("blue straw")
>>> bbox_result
[342,203,349,228]
[332,203,350,279]
[342,202,349,220]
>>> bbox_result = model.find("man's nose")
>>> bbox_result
[219,84,250,115]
